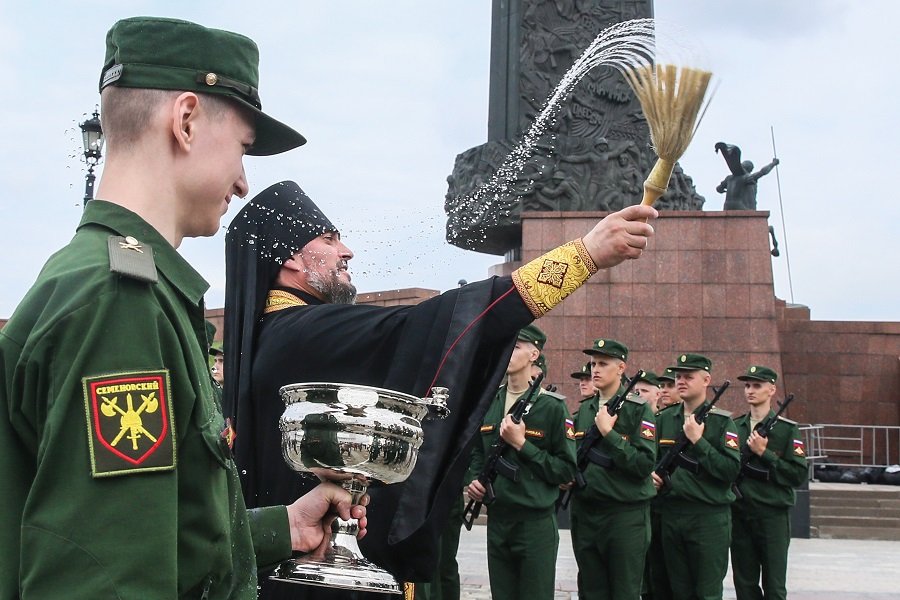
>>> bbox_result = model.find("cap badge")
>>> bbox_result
[680,355,687,363]
[205,72,218,86]
[750,366,757,373]
[597,340,605,348]
[118,236,144,253]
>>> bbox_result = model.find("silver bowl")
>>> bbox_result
[270,382,449,594]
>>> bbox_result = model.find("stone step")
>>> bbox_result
[809,484,900,500]
[811,515,900,529]
[811,497,900,510]
[810,505,900,519]
[809,484,900,501]
[814,525,900,541]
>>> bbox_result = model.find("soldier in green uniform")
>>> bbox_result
[210,341,225,389]
[657,368,677,410]
[571,361,596,400]
[643,365,679,600]
[652,354,741,600]
[466,325,576,600]
[643,366,677,600]
[634,370,662,412]
[731,366,807,600]
[569,339,657,599]
[0,17,366,599]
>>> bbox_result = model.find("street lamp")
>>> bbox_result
[79,108,104,207]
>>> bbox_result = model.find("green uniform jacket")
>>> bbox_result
[733,412,808,510]
[0,202,290,600]
[571,389,657,505]
[468,386,576,516]
[655,402,741,507]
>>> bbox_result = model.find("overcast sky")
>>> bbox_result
[0,1,897,322]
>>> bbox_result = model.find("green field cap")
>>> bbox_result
[99,16,305,155]
[517,324,547,350]
[657,367,676,383]
[534,353,548,374]
[583,338,628,361]
[640,370,661,387]
[738,365,778,384]
[571,362,592,379]
[671,353,712,372]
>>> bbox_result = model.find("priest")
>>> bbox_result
[224,180,656,595]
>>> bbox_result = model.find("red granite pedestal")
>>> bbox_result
[490,210,899,424]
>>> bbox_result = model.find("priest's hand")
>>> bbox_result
[286,482,369,552]
[581,204,657,268]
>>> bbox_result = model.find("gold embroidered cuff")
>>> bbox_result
[511,239,597,318]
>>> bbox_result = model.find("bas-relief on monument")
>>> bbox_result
[440,0,900,433]
[445,0,704,256]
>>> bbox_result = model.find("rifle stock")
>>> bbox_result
[463,373,544,530]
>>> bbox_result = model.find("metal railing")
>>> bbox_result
[800,424,900,469]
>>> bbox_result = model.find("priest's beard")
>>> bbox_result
[307,269,357,305]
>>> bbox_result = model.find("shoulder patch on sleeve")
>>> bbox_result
[725,430,740,449]
[108,236,159,283]
[83,370,176,477]
[625,393,647,405]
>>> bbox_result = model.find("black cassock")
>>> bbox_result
[241,283,532,599]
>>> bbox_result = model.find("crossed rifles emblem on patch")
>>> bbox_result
[100,392,159,450]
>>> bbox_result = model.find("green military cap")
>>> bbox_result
[99,16,305,156]
[208,341,224,357]
[570,362,592,379]
[583,338,628,361]
[517,324,546,350]
[639,370,661,387]
[534,353,548,374]
[670,353,712,372]
[738,365,778,384]
[657,367,676,383]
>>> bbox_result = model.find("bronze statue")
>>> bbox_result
[715,142,779,210]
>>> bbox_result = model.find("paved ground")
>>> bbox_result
[455,525,900,599]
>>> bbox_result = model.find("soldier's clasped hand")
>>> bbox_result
[499,414,527,451]
[467,479,487,501]
[594,409,618,436]
[747,430,769,456]
[683,414,705,444]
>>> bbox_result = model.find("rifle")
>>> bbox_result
[732,393,796,500]
[557,370,645,510]
[653,380,731,494]
[463,373,544,530]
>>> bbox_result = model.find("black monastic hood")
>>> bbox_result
[223,180,335,430]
